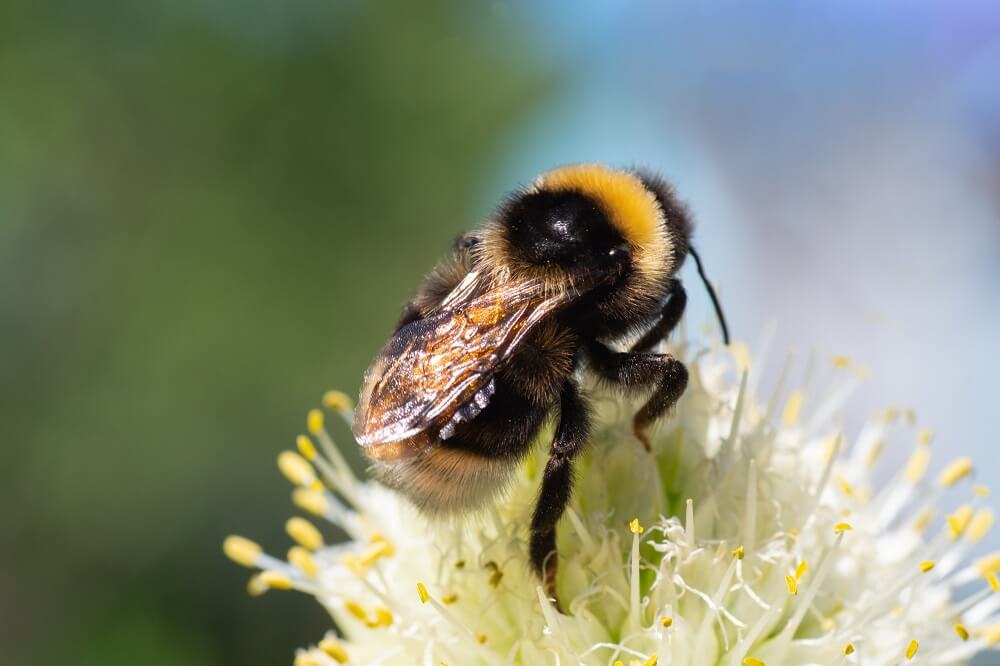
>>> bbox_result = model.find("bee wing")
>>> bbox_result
[353,272,569,453]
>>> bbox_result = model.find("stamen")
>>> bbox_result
[948,505,974,540]
[247,574,268,597]
[661,616,673,627]
[643,656,657,666]
[743,658,765,666]
[919,560,935,573]
[939,457,973,487]
[319,638,349,663]
[417,581,430,604]
[307,409,324,435]
[785,575,798,595]
[905,639,919,659]
[918,430,934,445]
[286,517,324,551]
[344,600,367,621]
[795,560,808,579]
[223,535,262,568]
[976,485,991,497]
[843,644,855,655]
[912,508,934,533]
[322,390,354,415]
[968,509,995,543]
[359,540,394,565]
[629,517,644,534]
[278,451,316,487]
[292,488,329,517]
[288,546,319,577]
[732,545,745,560]
[834,522,853,534]
[905,445,931,483]
[955,624,970,641]
[782,390,803,426]
[259,570,293,590]
[296,434,318,460]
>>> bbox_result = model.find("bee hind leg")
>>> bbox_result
[586,341,689,451]
[530,380,592,611]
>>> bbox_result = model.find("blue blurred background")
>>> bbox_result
[2,1,998,664]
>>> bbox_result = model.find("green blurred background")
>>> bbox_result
[1,2,555,664]
[4,1,1000,665]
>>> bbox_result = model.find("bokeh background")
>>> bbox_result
[3,1,999,664]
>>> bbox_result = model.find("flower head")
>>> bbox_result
[225,343,999,665]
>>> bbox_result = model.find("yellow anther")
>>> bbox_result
[341,554,366,576]
[322,390,354,413]
[319,638,349,663]
[843,643,855,655]
[743,658,765,666]
[905,639,919,659]
[442,593,458,605]
[307,408,324,434]
[948,505,974,540]
[782,390,803,426]
[919,560,935,573]
[292,488,329,517]
[614,661,624,666]
[955,624,970,641]
[881,407,900,422]
[629,517,644,534]
[976,484,991,497]
[259,570,293,590]
[987,572,1000,591]
[837,475,855,497]
[904,408,916,424]
[454,559,466,569]
[969,509,995,543]
[373,607,393,627]
[360,540,394,566]
[905,445,930,483]
[223,535,262,568]
[344,600,367,621]
[795,560,808,579]
[731,341,751,373]
[308,479,324,492]
[732,545,745,560]
[643,656,657,666]
[866,440,884,467]
[247,574,268,597]
[912,508,934,533]
[476,633,487,645]
[288,546,318,578]
[832,355,850,368]
[286,517,324,550]
[661,616,673,627]
[278,451,315,486]
[296,435,318,460]
[785,575,798,595]
[980,623,1000,645]
[417,582,430,603]
[977,552,1000,575]
[834,522,853,534]
[939,457,973,487]
[918,429,933,445]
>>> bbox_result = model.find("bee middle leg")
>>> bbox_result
[587,340,688,451]
[530,379,592,609]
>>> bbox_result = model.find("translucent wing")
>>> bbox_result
[353,271,569,452]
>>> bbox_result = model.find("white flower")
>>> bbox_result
[225,340,1000,665]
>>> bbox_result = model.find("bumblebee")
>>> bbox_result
[353,163,729,604]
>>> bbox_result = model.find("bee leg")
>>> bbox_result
[530,380,592,610]
[631,278,686,353]
[587,341,689,451]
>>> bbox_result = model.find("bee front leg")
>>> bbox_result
[631,278,686,352]
[530,380,592,610]
[587,341,689,451]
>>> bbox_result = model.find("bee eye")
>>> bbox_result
[607,243,630,260]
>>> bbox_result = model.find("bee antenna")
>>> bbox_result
[688,246,731,345]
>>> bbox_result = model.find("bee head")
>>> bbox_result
[500,189,631,276]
